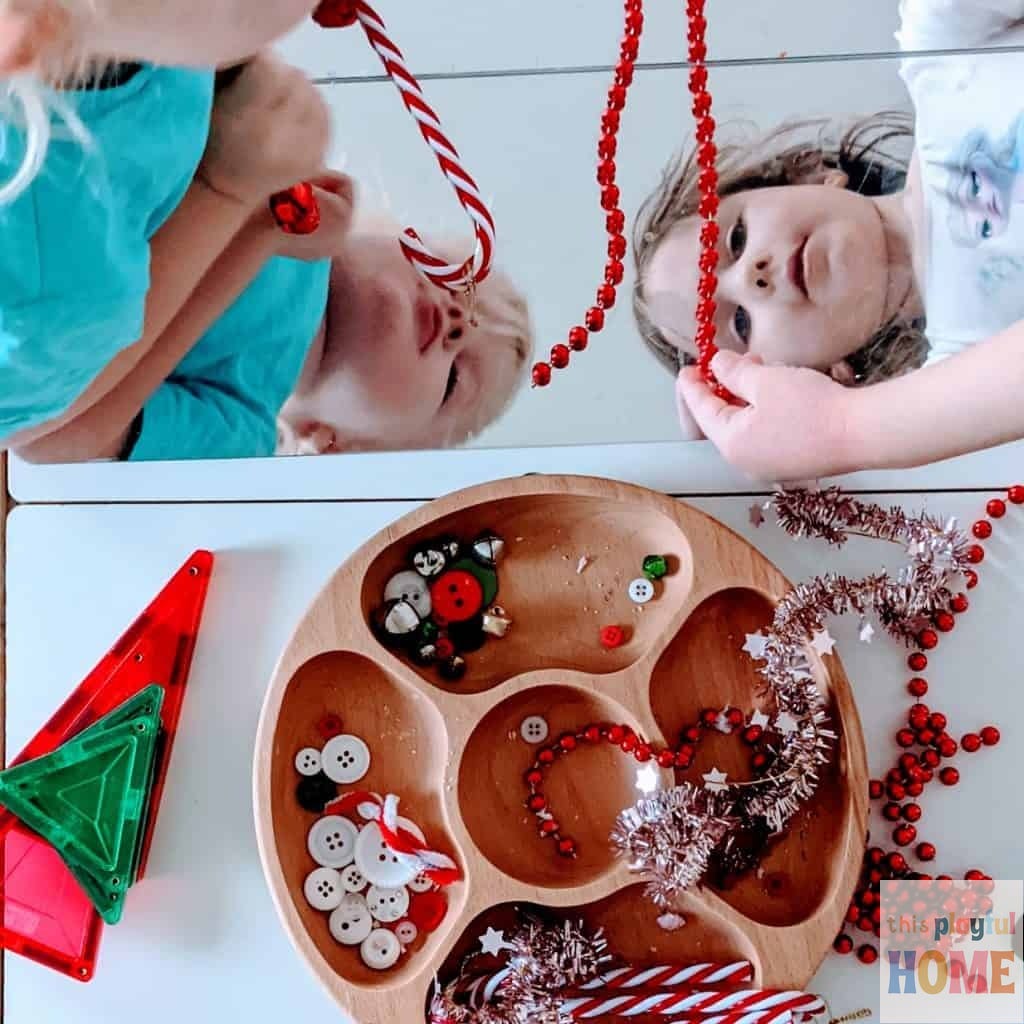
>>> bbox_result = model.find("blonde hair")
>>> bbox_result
[1,0,93,203]
[633,112,929,385]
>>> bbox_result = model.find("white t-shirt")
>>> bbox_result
[898,0,1024,363]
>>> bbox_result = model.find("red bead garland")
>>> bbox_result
[840,485,1020,965]
[532,0,644,388]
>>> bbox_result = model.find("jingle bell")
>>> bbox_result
[471,533,505,567]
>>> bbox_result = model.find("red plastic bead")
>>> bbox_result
[908,653,928,672]
[907,679,928,699]
[917,842,937,862]
[621,37,639,62]
[882,803,901,822]
[559,734,578,753]
[614,60,634,87]
[540,819,559,836]
[834,934,854,954]
[657,749,676,768]
[965,869,987,881]
[527,793,547,812]
[951,594,969,613]
[586,307,606,332]
[317,713,345,739]
[918,629,938,651]
[868,780,884,799]
[692,91,712,118]
[598,134,618,161]
[981,726,1001,746]
[689,65,708,91]
[920,749,940,768]
[598,160,617,186]
[1008,485,1024,504]
[906,781,924,798]
[858,945,878,965]
[608,235,627,260]
[726,707,744,727]
[928,712,947,731]
[557,837,577,858]
[700,221,719,247]
[607,85,627,111]
[972,520,993,540]
[601,109,620,135]
[597,283,617,309]
[605,259,625,285]
[681,725,701,744]
[584,725,602,744]
[531,362,552,388]
[903,803,923,822]
[938,736,958,758]
[698,192,719,218]
[625,9,644,35]
[857,915,873,932]
[689,40,708,62]
[550,344,570,370]
[605,207,625,234]
[965,569,979,589]
[525,768,543,786]
[537,748,556,765]
[699,247,719,274]
[887,782,906,801]
[601,185,621,212]
[675,747,694,769]
[940,767,960,786]
[607,725,625,744]
[934,612,955,633]
[751,752,769,771]
[568,326,589,352]
[600,624,626,649]
[987,498,1007,518]
[899,753,919,771]
[967,545,985,564]
[313,0,359,28]
[742,725,763,745]
[620,732,638,753]
[896,729,916,748]
[889,852,908,872]
[961,732,982,752]
[894,825,917,847]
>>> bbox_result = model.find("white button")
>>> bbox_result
[321,734,371,784]
[294,747,322,776]
[361,928,402,970]
[366,884,409,923]
[303,867,344,912]
[384,571,432,618]
[329,893,374,946]
[308,815,359,868]
[355,821,419,888]
[628,578,655,604]
[520,715,549,744]
[340,864,367,893]
[395,920,418,945]
[408,872,433,893]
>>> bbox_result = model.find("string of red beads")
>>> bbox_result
[832,485,1020,966]
[531,0,644,388]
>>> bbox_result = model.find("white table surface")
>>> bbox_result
[5,490,1021,1024]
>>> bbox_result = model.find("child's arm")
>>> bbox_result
[16,176,352,464]
[678,331,1024,481]
[1,53,329,451]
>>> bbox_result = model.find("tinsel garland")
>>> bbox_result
[612,487,974,909]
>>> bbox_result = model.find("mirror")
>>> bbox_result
[3,2,988,466]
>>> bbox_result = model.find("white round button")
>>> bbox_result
[355,821,419,888]
[628,578,655,604]
[361,928,402,971]
[395,920,418,945]
[329,893,374,946]
[294,747,322,776]
[308,815,359,869]
[321,734,371,784]
[384,571,432,618]
[520,715,549,744]
[366,884,409,924]
[408,872,433,893]
[340,864,367,893]
[303,867,344,912]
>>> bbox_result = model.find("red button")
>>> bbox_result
[407,889,448,933]
[430,571,484,623]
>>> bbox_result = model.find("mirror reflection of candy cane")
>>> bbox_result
[561,989,826,1019]
[576,962,753,991]
[315,0,495,291]
[663,1011,804,1024]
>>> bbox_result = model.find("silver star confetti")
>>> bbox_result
[811,629,836,656]
[479,926,515,957]
[714,711,731,734]
[775,712,800,735]
[748,709,771,729]
[742,632,769,659]
[859,620,875,644]
[702,767,729,793]
[636,763,661,795]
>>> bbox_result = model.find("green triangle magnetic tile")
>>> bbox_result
[0,714,161,889]
[450,557,499,606]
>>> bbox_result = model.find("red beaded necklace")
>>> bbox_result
[532,0,727,394]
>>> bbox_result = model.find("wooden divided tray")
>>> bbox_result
[254,475,869,1023]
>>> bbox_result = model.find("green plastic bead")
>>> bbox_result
[418,620,440,642]
[642,554,669,580]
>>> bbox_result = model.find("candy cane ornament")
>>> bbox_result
[312,0,496,291]
[561,988,826,1019]
[325,790,462,886]
[576,961,754,991]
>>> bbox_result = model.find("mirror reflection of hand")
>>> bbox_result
[272,172,355,261]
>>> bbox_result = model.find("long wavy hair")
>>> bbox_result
[632,112,929,385]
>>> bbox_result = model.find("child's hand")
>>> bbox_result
[199,53,330,206]
[271,172,355,261]
[678,351,857,482]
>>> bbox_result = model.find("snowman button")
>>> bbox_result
[321,734,370,784]
[308,815,359,868]
[408,872,433,893]
[366,884,410,923]
[361,928,402,970]
[355,821,419,888]
[628,577,655,604]
[294,747,322,777]
[395,920,419,945]
[303,867,344,912]
[411,544,448,578]
[383,570,433,618]
[329,893,374,946]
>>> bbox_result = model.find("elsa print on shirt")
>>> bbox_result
[947,111,1024,247]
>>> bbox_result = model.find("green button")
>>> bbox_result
[642,554,668,580]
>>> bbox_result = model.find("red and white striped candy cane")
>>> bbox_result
[561,988,826,1019]
[664,1010,800,1024]
[325,791,462,885]
[315,0,495,291]
[576,962,753,991]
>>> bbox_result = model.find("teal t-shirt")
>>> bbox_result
[128,255,331,461]
[0,65,214,439]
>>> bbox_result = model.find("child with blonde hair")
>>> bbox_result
[633,0,1024,480]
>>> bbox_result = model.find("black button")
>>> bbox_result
[296,773,338,813]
